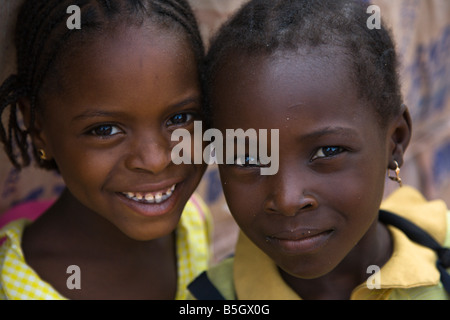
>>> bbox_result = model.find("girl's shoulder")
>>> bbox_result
[184,193,211,223]
[0,200,54,230]
[173,193,213,300]
[187,256,236,300]
[0,199,53,248]
[380,185,449,245]
[180,193,213,244]
[0,218,66,300]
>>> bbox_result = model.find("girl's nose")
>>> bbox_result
[125,136,172,174]
[263,169,318,216]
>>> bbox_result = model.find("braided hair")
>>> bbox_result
[205,0,403,126]
[0,0,205,171]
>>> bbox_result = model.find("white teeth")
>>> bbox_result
[122,184,176,204]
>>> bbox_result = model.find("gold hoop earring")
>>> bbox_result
[38,149,47,160]
[388,160,402,187]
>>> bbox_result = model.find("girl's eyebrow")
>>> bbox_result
[300,127,359,141]
[166,96,201,112]
[71,96,201,123]
[71,110,127,123]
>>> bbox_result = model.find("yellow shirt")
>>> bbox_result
[192,186,450,300]
[0,194,211,300]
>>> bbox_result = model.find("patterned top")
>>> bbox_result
[0,194,211,300]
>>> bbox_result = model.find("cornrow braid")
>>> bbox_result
[0,0,205,171]
[0,75,28,169]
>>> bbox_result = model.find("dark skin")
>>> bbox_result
[22,190,177,299]
[20,25,206,299]
[211,48,412,300]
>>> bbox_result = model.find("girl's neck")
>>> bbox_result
[22,188,178,299]
[280,220,393,300]
[49,188,162,250]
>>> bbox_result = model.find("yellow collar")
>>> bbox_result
[380,186,448,244]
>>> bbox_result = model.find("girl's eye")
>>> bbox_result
[90,125,122,137]
[312,146,344,160]
[166,113,194,126]
[235,155,261,167]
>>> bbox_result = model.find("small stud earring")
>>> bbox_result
[38,149,47,160]
[388,160,402,187]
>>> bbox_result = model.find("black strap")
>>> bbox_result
[379,209,450,294]
[187,271,226,300]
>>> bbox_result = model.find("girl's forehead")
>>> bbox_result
[214,47,355,99]
[42,24,192,95]
[218,46,351,83]
[210,47,382,131]
[65,23,188,58]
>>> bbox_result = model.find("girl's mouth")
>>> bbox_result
[267,229,334,255]
[121,184,176,204]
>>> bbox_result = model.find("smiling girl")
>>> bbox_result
[187,0,450,300]
[0,0,210,300]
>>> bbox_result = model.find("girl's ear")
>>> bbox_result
[388,104,412,170]
[17,97,52,160]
